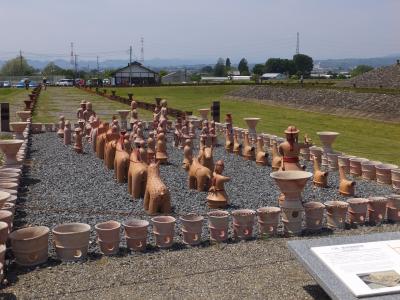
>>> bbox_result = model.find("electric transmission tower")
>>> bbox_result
[140,37,144,64]
[296,32,300,55]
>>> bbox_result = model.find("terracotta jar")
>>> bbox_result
[392,169,400,191]
[95,220,120,255]
[256,207,281,236]
[242,131,255,161]
[304,202,325,231]
[0,221,9,244]
[349,158,368,177]
[368,196,388,224]
[180,214,204,246]
[255,136,268,166]
[123,219,149,251]
[270,170,312,234]
[9,226,49,266]
[347,198,369,225]
[0,210,13,232]
[376,164,398,185]
[208,210,229,242]
[386,194,400,222]
[232,209,255,240]
[52,223,91,261]
[10,122,28,140]
[151,216,176,248]
[325,201,349,229]
[317,131,339,167]
[361,161,381,181]
[313,156,328,188]
[0,139,23,165]
[327,152,341,171]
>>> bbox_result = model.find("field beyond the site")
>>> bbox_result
[105,85,400,165]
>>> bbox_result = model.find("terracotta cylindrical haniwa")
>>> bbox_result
[375,164,398,185]
[257,207,281,236]
[304,202,325,231]
[232,209,256,240]
[325,201,349,229]
[386,194,400,222]
[327,153,341,171]
[10,226,49,266]
[347,198,369,225]
[361,161,381,181]
[123,219,149,251]
[180,214,204,246]
[0,221,9,244]
[392,169,400,191]
[349,158,368,177]
[207,210,229,242]
[52,223,91,261]
[151,216,176,248]
[0,210,13,233]
[368,196,388,224]
[95,220,121,255]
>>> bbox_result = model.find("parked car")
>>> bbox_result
[0,81,11,88]
[15,80,26,88]
[56,79,74,86]
[29,81,38,88]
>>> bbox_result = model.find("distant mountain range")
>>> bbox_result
[0,54,398,71]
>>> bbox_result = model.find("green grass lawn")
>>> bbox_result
[0,88,30,121]
[107,86,400,165]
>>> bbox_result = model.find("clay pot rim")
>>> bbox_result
[180,214,204,223]
[368,196,388,203]
[123,219,149,228]
[324,201,349,208]
[361,160,381,166]
[232,209,256,216]
[270,170,313,181]
[151,216,176,224]
[0,191,10,202]
[95,220,121,231]
[257,207,281,214]
[0,221,8,230]
[0,182,18,188]
[316,131,339,136]
[207,210,229,218]
[303,202,325,209]
[347,198,369,205]
[9,226,49,241]
[376,164,398,170]
[0,139,24,145]
[391,168,400,174]
[52,223,91,235]
[0,210,12,217]
[349,157,369,163]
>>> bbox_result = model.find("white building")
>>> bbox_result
[113,61,160,86]
[261,73,287,80]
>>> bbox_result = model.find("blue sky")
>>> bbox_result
[0,0,398,62]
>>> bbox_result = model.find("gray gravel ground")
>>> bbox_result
[2,130,397,299]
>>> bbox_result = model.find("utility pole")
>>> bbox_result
[70,42,74,67]
[74,54,78,82]
[296,32,300,55]
[129,45,132,86]
[97,56,100,77]
[140,37,144,64]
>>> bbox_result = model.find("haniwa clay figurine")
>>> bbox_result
[155,132,168,164]
[147,131,156,163]
[225,125,234,153]
[96,122,109,159]
[255,136,268,166]
[339,165,356,196]
[64,121,72,145]
[83,102,96,137]
[90,117,100,152]
[182,139,193,171]
[242,131,255,161]
[144,162,171,215]
[130,100,139,129]
[188,157,212,192]
[104,126,119,169]
[278,126,311,171]
[207,160,230,208]
[114,132,131,183]
[73,128,83,153]
[198,144,214,172]
[313,155,328,187]
[128,143,148,198]
[157,99,168,133]
[77,100,86,120]
[57,115,65,138]
[271,141,282,171]
[233,129,242,155]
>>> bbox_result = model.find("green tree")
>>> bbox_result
[238,58,249,75]
[190,73,201,82]
[0,56,35,76]
[265,58,295,75]
[225,58,231,71]
[293,54,313,77]
[42,62,65,76]
[350,65,373,77]
[201,65,213,74]
[214,58,226,76]
[252,64,265,75]
[159,69,168,77]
